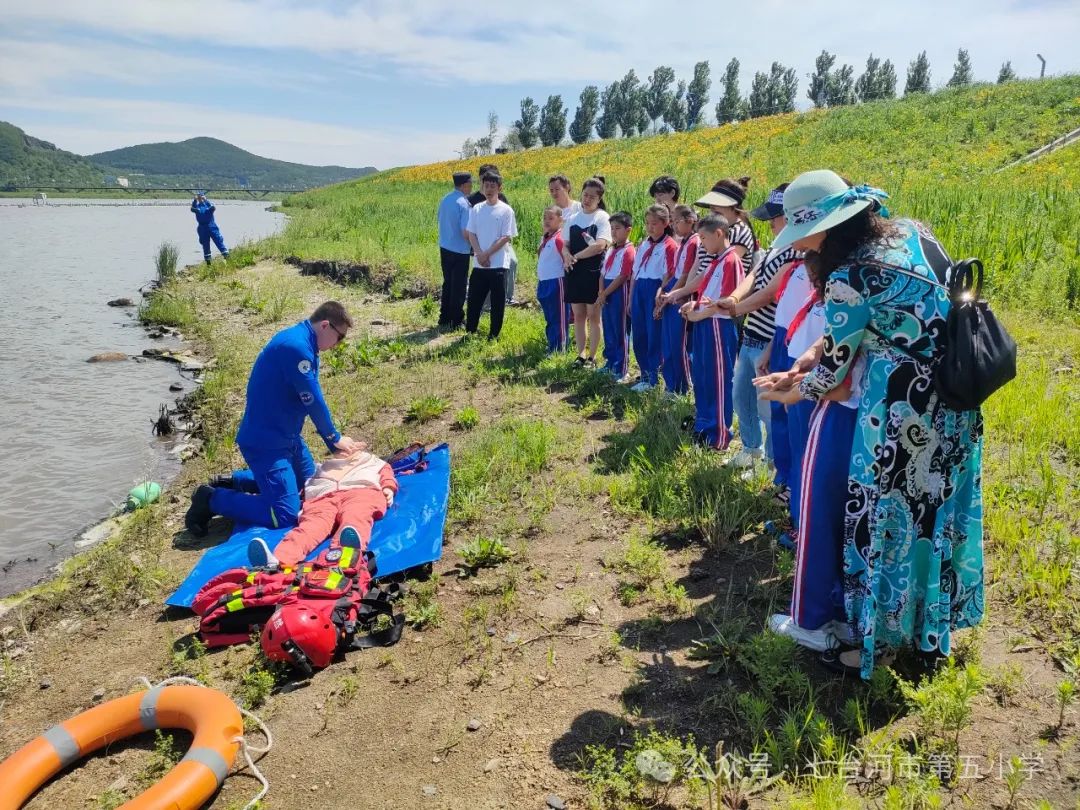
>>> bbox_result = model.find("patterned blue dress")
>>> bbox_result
[799,219,984,679]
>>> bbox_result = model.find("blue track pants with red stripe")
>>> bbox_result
[630,278,663,385]
[791,400,856,630]
[690,316,737,449]
[601,285,630,378]
[537,278,569,353]
[659,276,691,395]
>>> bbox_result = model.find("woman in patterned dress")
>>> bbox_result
[761,170,984,679]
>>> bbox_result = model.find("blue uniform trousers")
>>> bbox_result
[601,285,630,378]
[537,278,569,353]
[786,398,816,529]
[690,317,738,449]
[659,276,691,395]
[791,401,856,630]
[198,224,229,262]
[630,278,663,385]
[769,327,794,488]
[210,440,315,529]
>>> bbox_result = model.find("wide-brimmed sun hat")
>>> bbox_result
[771,170,889,250]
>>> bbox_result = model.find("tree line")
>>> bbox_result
[460,48,1021,157]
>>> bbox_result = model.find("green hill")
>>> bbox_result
[274,76,1080,314]
[89,136,376,189]
[0,121,104,187]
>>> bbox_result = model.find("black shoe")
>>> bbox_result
[184,485,215,538]
[574,355,587,366]
[209,474,236,490]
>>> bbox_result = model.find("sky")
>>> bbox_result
[2,0,1078,170]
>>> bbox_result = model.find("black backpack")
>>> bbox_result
[866,258,1017,411]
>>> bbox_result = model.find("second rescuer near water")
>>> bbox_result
[184,301,362,537]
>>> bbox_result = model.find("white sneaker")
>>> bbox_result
[828,620,857,645]
[617,374,635,385]
[247,536,280,569]
[728,448,764,469]
[630,380,653,393]
[768,614,834,653]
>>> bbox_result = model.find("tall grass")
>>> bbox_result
[155,241,179,286]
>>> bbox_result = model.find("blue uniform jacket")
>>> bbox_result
[235,320,341,453]
[191,199,218,229]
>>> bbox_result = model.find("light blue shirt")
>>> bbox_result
[437,189,471,254]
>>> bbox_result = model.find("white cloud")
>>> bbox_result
[0,95,469,167]
[1,0,1078,86]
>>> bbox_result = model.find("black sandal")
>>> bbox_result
[820,642,862,676]
[574,355,587,366]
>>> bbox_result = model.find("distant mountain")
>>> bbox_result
[88,136,376,189]
[0,121,104,187]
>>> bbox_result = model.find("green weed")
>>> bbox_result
[578,729,700,810]
[896,660,985,758]
[136,729,184,789]
[403,577,443,629]
[457,536,514,572]
[139,289,197,328]
[451,405,480,430]
[606,535,690,614]
[405,394,449,424]
[154,241,179,285]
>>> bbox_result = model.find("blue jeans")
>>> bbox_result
[733,335,772,456]
[210,440,316,528]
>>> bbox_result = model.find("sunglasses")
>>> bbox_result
[328,322,347,345]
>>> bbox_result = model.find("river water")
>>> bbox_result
[0,199,285,596]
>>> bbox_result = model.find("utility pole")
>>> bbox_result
[1037,54,1046,78]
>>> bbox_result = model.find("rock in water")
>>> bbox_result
[86,352,128,363]
[107,297,135,307]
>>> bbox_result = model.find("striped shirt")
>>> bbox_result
[728,220,758,275]
[743,246,803,342]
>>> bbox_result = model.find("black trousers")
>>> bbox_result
[438,248,470,327]
[465,266,506,338]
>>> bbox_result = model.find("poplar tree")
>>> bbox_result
[686,61,711,128]
[948,48,974,87]
[568,86,600,145]
[715,58,742,125]
[595,82,621,139]
[514,97,539,149]
[997,61,1017,84]
[537,95,567,147]
[645,66,676,132]
[905,51,932,94]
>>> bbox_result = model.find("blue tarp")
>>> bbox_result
[166,444,450,609]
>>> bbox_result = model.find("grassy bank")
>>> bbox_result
[1,76,1079,809]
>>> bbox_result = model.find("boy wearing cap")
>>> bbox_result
[437,171,474,329]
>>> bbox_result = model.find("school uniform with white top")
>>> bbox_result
[600,242,635,378]
[536,230,568,353]
[465,199,518,339]
[690,248,744,449]
[783,290,825,528]
[660,233,698,395]
[630,235,677,387]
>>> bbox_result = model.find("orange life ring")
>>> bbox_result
[0,684,243,810]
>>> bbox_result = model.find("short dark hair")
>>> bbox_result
[452,171,472,188]
[697,214,731,235]
[310,301,352,328]
[481,171,503,187]
[673,204,697,221]
[609,211,633,229]
[548,174,571,190]
[648,175,680,201]
[477,163,498,176]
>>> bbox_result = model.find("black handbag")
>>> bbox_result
[865,258,1017,411]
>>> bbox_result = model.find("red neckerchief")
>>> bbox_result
[539,230,560,255]
[694,247,735,309]
[604,243,627,274]
[774,258,803,303]
[785,290,821,345]
[674,234,699,279]
[636,235,668,276]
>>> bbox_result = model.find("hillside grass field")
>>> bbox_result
[2,77,1080,809]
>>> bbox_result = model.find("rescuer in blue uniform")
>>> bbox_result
[191,192,230,265]
[184,301,362,537]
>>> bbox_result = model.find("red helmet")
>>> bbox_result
[261,602,339,673]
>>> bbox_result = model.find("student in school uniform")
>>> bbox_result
[679,215,743,449]
[628,205,677,391]
[464,171,518,340]
[712,184,801,469]
[597,212,635,379]
[655,205,698,395]
[536,205,568,353]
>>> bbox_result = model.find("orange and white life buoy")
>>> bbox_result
[0,684,243,810]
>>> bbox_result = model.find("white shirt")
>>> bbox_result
[774,262,813,329]
[603,243,635,281]
[631,236,676,281]
[467,200,518,269]
[561,208,612,246]
[561,200,582,220]
[536,232,565,282]
[786,300,825,359]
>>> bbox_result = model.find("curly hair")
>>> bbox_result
[803,207,900,297]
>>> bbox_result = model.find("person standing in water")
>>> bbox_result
[190,192,229,265]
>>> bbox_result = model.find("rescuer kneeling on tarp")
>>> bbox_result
[184,301,362,537]
[190,191,230,265]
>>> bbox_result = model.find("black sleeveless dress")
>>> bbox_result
[565,221,603,305]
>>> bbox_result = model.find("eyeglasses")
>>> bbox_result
[328,322,347,345]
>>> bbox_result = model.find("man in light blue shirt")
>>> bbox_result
[437,171,473,329]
